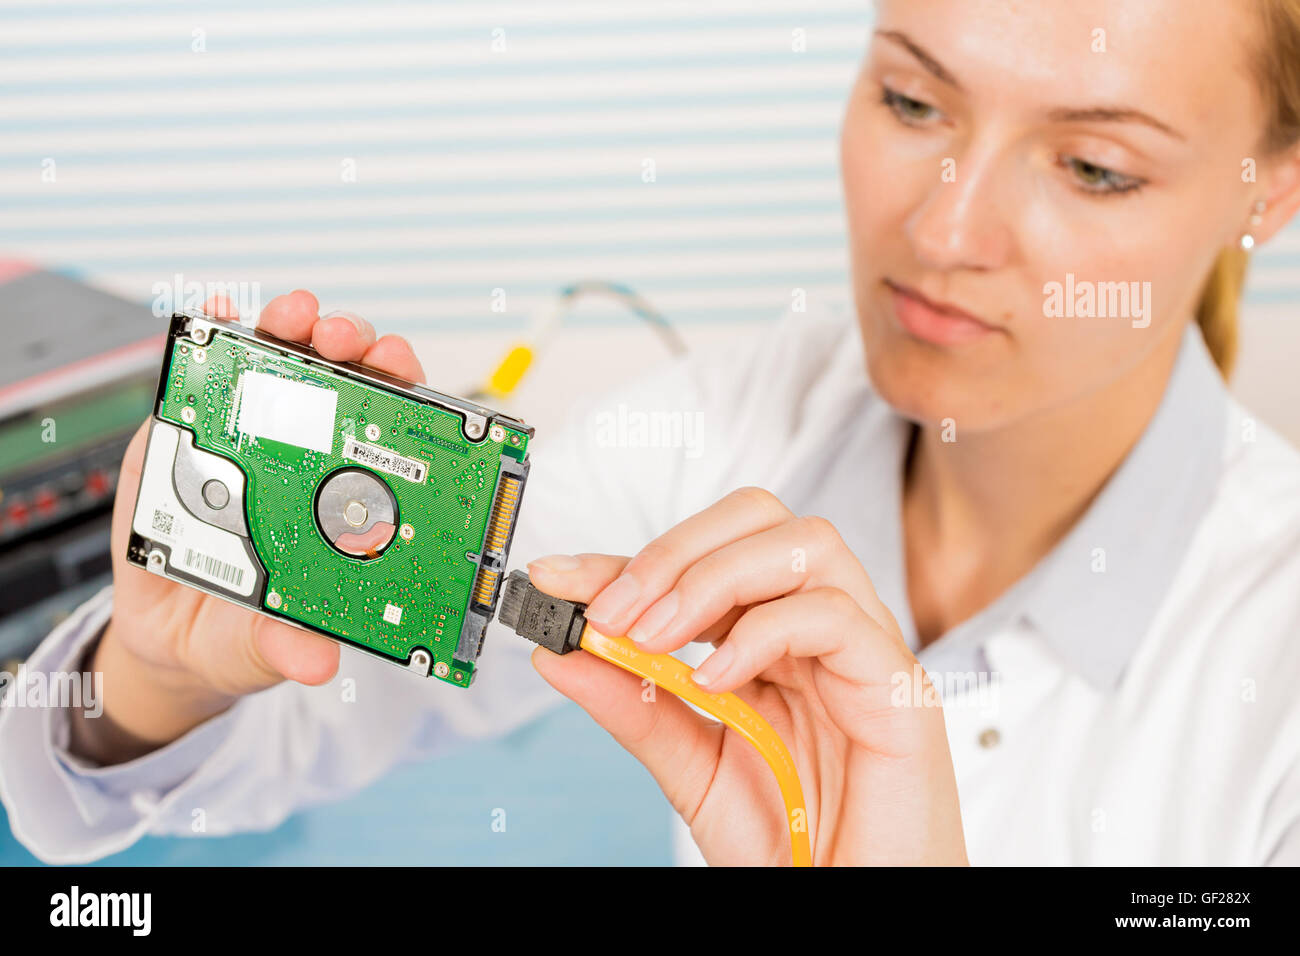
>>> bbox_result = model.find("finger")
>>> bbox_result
[250,617,341,687]
[528,551,747,644]
[255,289,320,342]
[629,515,898,654]
[202,294,241,320]
[529,552,744,645]
[530,642,723,825]
[690,588,906,696]
[311,310,378,362]
[526,552,629,605]
[582,486,793,637]
[687,603,749,646]
[109,420,151,562]
[361,334,426,384]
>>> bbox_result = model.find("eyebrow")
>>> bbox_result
[1045,106,1186,141]
[874,28,1187,142]
[875,29,961,88]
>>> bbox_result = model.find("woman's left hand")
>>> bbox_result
[528,486,969,866]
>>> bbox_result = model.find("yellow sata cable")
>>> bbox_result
[497,570,813,867]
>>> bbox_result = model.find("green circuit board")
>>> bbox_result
[150,324,530,688]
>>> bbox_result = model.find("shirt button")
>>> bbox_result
[977,727,1001,749]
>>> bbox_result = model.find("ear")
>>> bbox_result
[1251,142,1300,247]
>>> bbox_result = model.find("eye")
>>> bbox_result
[1060,156,1145,196]
[881,86,942,126]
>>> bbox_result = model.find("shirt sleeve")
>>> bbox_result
[0,585,247,862]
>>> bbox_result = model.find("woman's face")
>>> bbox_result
[842,0,1268,431]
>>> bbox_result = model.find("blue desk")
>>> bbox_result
[0,703,673,866]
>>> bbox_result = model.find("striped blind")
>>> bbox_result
[1,0,1295,339]
[0,0,870,331]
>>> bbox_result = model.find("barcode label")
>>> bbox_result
[183,547,245,587]
[152,509,174,535]
[342,437,427,483]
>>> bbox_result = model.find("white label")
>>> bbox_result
[383,603,403,625]
[181,547,247,588]
[343,437,427,483]
[236,371,338,454]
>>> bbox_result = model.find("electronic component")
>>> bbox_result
[0,263,161,660]
[497,569,586,655]
[126,312,533,688]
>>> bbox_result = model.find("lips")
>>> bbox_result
[885,280,1001,346]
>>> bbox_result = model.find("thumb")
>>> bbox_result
[252,618,342,687]
[524,552,628,602]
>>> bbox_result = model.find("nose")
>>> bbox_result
[905,145,1013,273]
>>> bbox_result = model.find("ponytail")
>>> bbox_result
[1193,247,1248,379]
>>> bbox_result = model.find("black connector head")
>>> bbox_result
[496,569,586,655]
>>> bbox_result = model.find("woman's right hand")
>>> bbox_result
[70,290,427,764]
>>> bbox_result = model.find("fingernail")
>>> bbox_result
[585,573,640,626]
[691,643,736,688]
[628,591,678,645]
[322,309,367,334]
[528,554,581,574]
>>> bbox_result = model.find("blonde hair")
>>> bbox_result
[1196,0,1300,378]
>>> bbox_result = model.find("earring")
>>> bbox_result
[1241,199,1266,251]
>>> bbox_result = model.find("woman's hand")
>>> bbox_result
[528,486,969,866]
[73,291,426,764]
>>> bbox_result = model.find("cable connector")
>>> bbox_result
[496,569,586,655]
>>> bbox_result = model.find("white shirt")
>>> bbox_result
[3,303,1300,865]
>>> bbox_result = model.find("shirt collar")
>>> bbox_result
[1008,325,1228,690]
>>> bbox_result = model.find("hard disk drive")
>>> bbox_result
[127,312,533,688]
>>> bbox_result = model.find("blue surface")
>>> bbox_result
[0,702,674,866]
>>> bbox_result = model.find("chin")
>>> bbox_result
[857,319,1017,432]
[863,341,948,426]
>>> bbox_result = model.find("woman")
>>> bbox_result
[4,0,1299,864]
